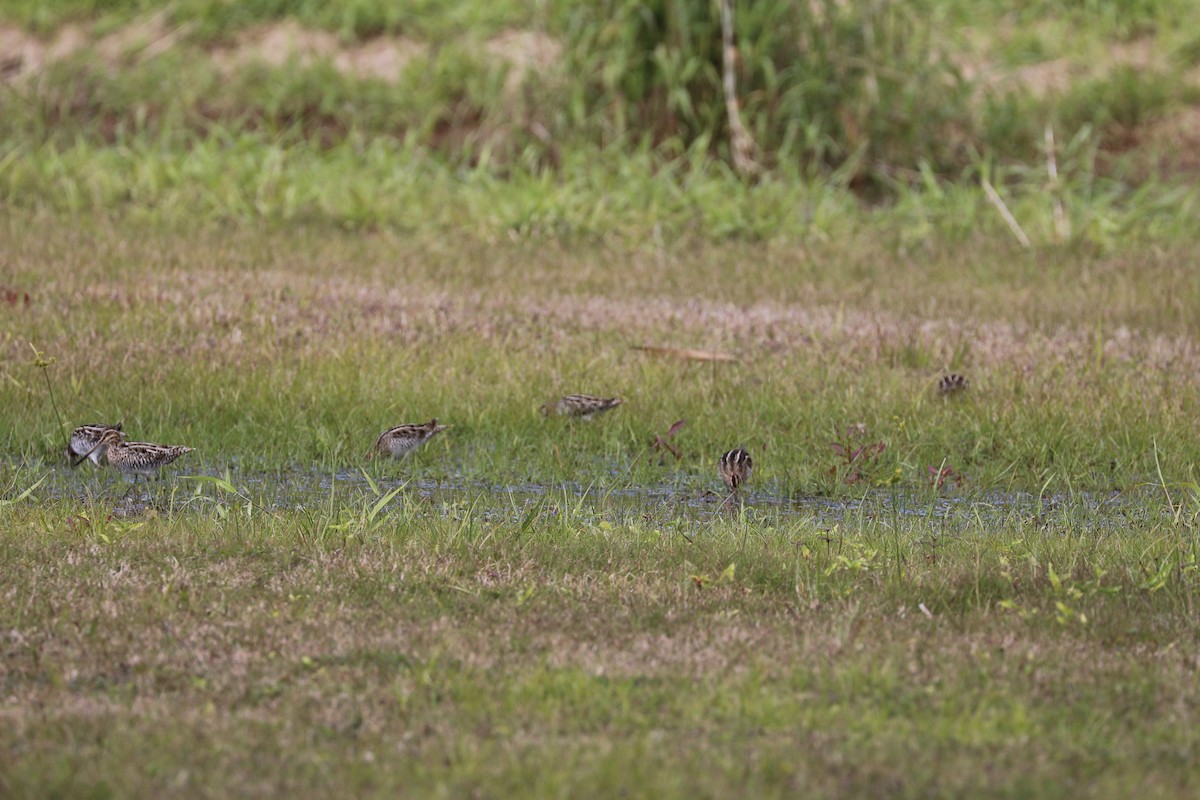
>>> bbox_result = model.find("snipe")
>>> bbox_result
[718,447,753,494]
[937,374,969,395]
[67,422,126,466]
[368,419,451,459]
[75,428,194,479]
[540,394,623,419]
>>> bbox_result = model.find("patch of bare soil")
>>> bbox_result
[1136,104,1200,176]
[2,16,562,87]
[0,22,90,79]
[962,37,1170,99]
[1,14,202,82]
[209,20,427,82]
[485,30,562,92]
[45,24,88,60]
[93,7,191,63]
[0,24,39,79]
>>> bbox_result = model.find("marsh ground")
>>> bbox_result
[3,1,1200,797]
[3,209,1198,799]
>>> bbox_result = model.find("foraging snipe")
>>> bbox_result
[67,422,126,466]
[369,419,451,459]
[540,394,623,419]
[718,447,753,493]
[937,373,969,395]
[76,428,194,479]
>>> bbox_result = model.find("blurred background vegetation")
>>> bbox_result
[2,0,1198,242]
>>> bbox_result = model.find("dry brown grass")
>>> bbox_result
[6,214,1200,378]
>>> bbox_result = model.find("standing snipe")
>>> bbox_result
[67,422,126,466]
[540,394,623,419]
[75,428,194,479]
[718,447,753,494]
[937,374,969,395]
[368,419,451,459]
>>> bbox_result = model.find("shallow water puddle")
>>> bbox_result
[6,460,1146,534]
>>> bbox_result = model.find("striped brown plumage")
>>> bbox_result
[77,428,194,478]
[718,447,753,493]
[369,419,451,459]
[67,422,126,466]
[540,394,623,419]
[937,373,969,395]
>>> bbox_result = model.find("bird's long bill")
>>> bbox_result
[73,440,103,468]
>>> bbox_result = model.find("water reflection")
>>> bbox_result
[5,459,1148,533]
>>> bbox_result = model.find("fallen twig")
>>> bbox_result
[632,345,738,362]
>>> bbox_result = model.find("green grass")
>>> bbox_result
[2,490,1198,798]
[3,213,1200,495]
[2,135,1196,249]
[5,0,1200,189]
[3,1,1200,796]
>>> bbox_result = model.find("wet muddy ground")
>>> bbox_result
[12,458,1150,536]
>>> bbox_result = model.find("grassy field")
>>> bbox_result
[4,213,1200,492]
[2,498,1198,798]
[3,1,1200,797]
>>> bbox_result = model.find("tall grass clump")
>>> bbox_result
[1,0,1198,241]
[561,0,973,190]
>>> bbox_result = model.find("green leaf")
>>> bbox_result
[0,475,45,506]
